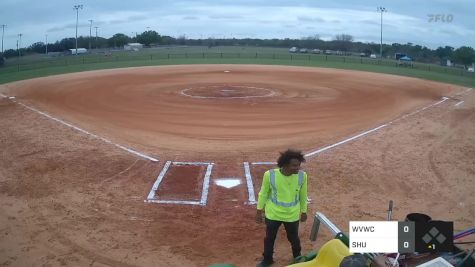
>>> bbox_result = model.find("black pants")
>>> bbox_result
[263,218,301,263]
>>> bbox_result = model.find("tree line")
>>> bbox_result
[1,31,474,68]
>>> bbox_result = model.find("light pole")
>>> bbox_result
[18,33,22,57]
[1,24,6,54]
[45,34,48,54]
[377,6,387,59]
[73,5,83,55]
[88,19,93,51]
[94,26,98,49]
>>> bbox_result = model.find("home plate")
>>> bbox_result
[215,178,241,188]
[224,70,231,73]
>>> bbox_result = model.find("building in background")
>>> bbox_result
[68,48,88,55]
[124,43,143,51]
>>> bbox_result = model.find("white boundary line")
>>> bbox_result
[10,99,158,162]
[173,161,213,165]
[305,124,388,158]
[180,85,276,99]
[146,161,172,200]
[305,96,450,158]
[457,88,472,96]
[244,162,277,205]
[146,199,201,205]
[455,101,464,107]
[200,164,214,205]
[0,93,7,98]
[145,161,214,206]
[389,97,449,124]
[243,162,256,204]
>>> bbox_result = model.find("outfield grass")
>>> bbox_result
[1,46,474,88]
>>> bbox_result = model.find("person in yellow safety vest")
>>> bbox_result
[256,149,308,267]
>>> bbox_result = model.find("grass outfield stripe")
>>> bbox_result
[1,56,474,88]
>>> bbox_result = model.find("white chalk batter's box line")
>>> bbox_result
[145,161,214,206]
[145,161,273,206]
[244,162,275,205]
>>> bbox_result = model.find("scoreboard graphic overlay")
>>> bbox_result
[349,221,453,253]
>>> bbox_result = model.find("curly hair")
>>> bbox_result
[277,149,306,167]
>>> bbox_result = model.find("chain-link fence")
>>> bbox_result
[0,52,473,78]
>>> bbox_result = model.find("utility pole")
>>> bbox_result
[1,24,6,54]
[18,33,22,57]
[88,19,93,51]
[377,6,387,59]
[73,5,83,55]
[94,26,98,49]
[45,34,48,54]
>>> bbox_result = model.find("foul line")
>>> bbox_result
[455,101,464,107]
[305,124,388,158]
[389,97,449,124]
[6,98,158,162]
[0,93,7,98]
[305,96,450,158]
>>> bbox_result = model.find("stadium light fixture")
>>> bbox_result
[73,4,83,55]
[377,6,387,59]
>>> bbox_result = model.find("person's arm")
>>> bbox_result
[299,172,308,222]
[256,171,271,223]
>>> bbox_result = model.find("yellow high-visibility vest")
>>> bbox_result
[257,168,308,222]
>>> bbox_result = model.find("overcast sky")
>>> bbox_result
[1,0,474,51]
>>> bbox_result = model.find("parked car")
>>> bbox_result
[299,48,308,53]
[370,54,377,59]
[468,67,474,72]
[311,49,321,54]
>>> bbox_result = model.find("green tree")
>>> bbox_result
[177,34,187,45]
[160,35,175,45]
[335,34,353,42]
[333,34,353,52]
[29,42,46,53]
[59,38,76,50]
[435,46,454,59]
[3,49,17,59]
[453,46,475,68]
[108,33,131,48]
[136,30,160,46]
